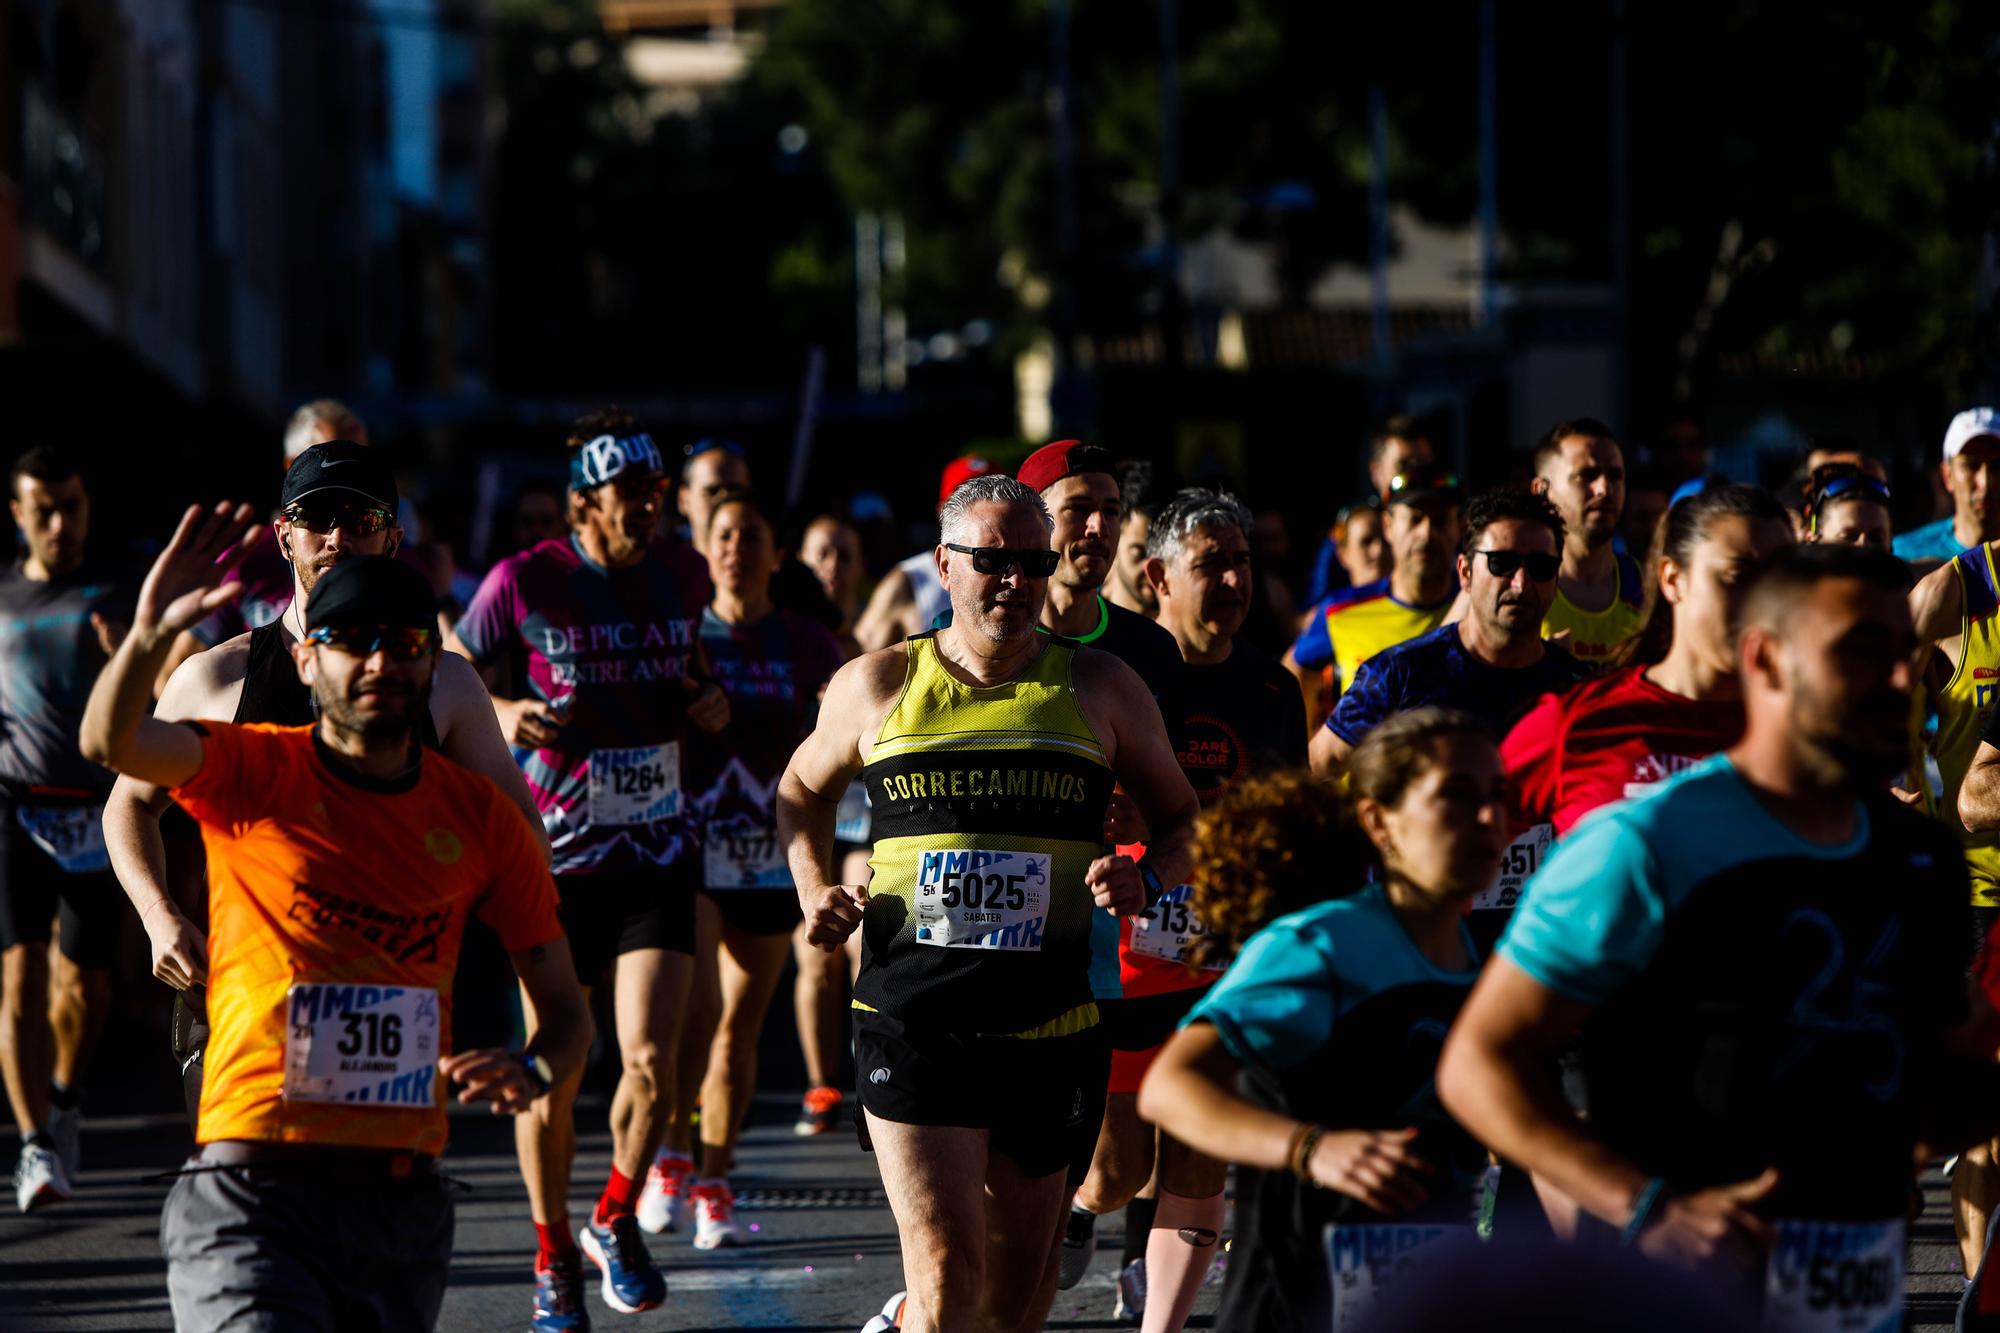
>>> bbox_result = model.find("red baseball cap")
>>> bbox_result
[1015,439,1117,495]
[938,454,995,505]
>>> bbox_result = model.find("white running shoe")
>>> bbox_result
[691,1178,740,1250]
[14,1142,71,1213]
[47,1104,80,1182]
[859,1290,906,1332]
[1113,1256,1146,1323]
[636,1151,694,1235]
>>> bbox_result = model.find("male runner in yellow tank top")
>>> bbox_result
[1530,419,1645,664]
[777,474,1199,1333]
[1912,540,2000,1288]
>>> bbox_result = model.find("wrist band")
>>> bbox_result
[1139,862,1166,910]
[1289,1123,1326,1187]
[1621,1177,1667,1246]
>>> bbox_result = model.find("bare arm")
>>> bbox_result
[439,936,591,1114]
[153,629,208,699]
[443,626,566,750]
[1308,722,1352,778]
[1961,741,2000,833]
[1911,557,1965,681]
[1437,956,1776,1267]
[853,567,921,653]
[433,650,551,864]
[1089,651,1201,904]
[81,504,262,789]
[779,650,899,949]
[1280,646,1323,733]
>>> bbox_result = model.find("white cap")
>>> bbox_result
[1944,407,2000,461]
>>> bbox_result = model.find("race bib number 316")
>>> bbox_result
[914,849,1048,951]
[1763,1219,1903,1333]
[283,983,439,1108]
[589,742,681,827]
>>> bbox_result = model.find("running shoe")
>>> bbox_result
[577,1216,666,1314]
[1112,1256,1146,1323]
[636,1151,693,1235]
[47,1103,80,1182]
[532,1255,591,1330]
[13,1142,71,1213]
[859,1290,907,1333]
[1057,1206,1096,1289]
[691,1178,741,1251]
[794,1085,845,1136]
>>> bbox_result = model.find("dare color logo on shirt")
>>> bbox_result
[1176,713,1249,791]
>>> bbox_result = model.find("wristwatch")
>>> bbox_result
[1139,860,1166,910]
[519,1052,556,1097]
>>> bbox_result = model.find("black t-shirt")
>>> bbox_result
[1164,649,1308,800]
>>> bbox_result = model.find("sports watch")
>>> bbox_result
[519,1052,556,1097]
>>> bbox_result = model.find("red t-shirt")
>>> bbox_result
[1501,664,1744,838]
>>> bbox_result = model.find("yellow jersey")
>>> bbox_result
[1292,578,1454,699]
[1932,544,2000,905]
[1542,552,1647,666]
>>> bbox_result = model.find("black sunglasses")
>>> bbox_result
[283,499,393,537]
[945,543,1060,578]
[306,625,438,660]
[1470,548,1560,582]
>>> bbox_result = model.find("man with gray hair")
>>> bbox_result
[1062,487,1306,1322]
[777,472,1199,1333]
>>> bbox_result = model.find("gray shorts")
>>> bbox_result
[161,1159,455,1333]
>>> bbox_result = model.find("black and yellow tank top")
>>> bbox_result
[854,631,1114,1036]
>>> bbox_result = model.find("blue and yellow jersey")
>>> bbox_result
[1541,552,1646,666]
[1290,579,1454,699]
[1932,543,2000,905]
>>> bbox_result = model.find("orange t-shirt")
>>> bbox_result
[172,722,562,1155]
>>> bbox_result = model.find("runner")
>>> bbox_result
[645,494,845,1248]
[1061,488,1306,1327]
[1303,415,1433,605]
[1439,542,2000,1329]
[103,441,545,1132]
[78,527,590,1333]
[1282,465,1463,728]
[797,512,866,652]
[1104,462,1164,621]
[776,473,1200,1333]
[1801,463,1893,549]
[1501,483,1793,840]
[853,455,994,651]
[1311,488,1588,779]
[449,409,730,1325]
[0,449,136,1211]
[1530,418,1645,665]
[678,439,752,555]
[1894,408,2000,566]
[1142,709,1502,1333]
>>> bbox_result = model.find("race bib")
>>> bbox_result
[1470,823,1553,914]
[282,983,439,1108]
[833,781,871,844]
[914,848,1048,950]
[1324,1223,1468,1332]
[1762,1218,1903,1333]
[588,743,681,826]
[703,821,790,890]
[1129,883,1223,970]
[17,804,109,874]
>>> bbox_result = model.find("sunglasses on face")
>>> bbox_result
[1470,549,1560,582]
[945,543,1060,578]
[306,625,438,660]
[283,500,393,537]
[607,471,669,502]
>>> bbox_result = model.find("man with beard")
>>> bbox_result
[1439,543,2000,1328]
[79,526,589,1333]
[1061,487,1306,1325]
[103,443,540,1131]
[1895,408,2000,567]
[1532,419,1645,665]
[450,409,730,1325]
[1284,465,1463,727]
[777,474,1199,1333]
[1104,462,1163,622]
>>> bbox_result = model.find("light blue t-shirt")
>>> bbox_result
[1891,516,1966,564]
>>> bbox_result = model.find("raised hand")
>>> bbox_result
[133,503,263,642]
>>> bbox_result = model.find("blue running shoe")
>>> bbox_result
[578,1216,666,1314]
[532,1256,590,1330]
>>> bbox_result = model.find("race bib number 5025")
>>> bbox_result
[914,849,1049,951]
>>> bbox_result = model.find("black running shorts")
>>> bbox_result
[556,860,698,983]
[0,798,122,968]
[699,886,802,937]
[853,1008,1110,1181]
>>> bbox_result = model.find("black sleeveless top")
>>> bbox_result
[233,621,442,748]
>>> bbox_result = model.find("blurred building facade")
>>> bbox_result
[1,0,492,422]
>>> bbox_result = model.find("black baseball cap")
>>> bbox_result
[303,556,436,633]
[282,441,398,511]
